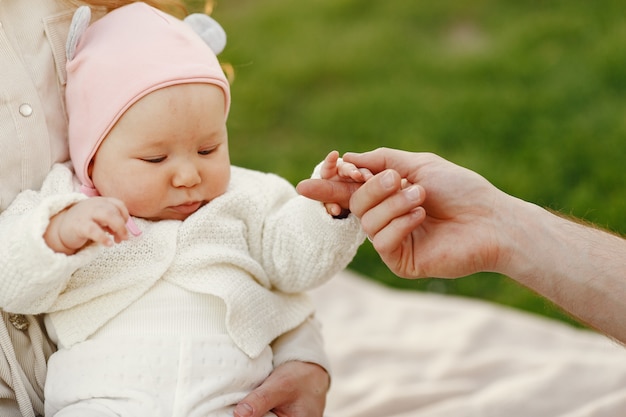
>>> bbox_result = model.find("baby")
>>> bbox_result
[0,3,365,416]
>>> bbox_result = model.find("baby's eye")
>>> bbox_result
[141,156,166,163]
[198,148,215,156]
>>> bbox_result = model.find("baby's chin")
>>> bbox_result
[137,201,207,222]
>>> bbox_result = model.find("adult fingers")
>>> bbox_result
[371,208,426,274]
[343,147,417,178]
[359,183,425,240]
[233,386,275,417]
[348,169,402,218]
[296,179,360,207]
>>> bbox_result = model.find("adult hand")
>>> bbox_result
[298,147,510,279]
[300,147,626,342]
[233,361,329,417]
[343,148,514,279]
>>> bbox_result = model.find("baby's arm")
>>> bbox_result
[259,167,366,292]
[318,150,372,217]
[45,197,130,255]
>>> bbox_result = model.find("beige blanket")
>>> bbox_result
[312,270,626,417]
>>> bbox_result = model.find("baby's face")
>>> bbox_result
[90,83,230,221]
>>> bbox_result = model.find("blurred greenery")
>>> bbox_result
[186,0,626,327]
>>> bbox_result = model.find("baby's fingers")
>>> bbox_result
[101,218,130,244]
[319,150,340,180]
[324,202,344,217]
[80,198,130,245]
[80,214,128,247]
[337,162,371,182]
[82,220,117,247]
[358,167,374,181]
[99,209,130,244]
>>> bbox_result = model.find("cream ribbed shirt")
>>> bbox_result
[0,0,74,212]
[0,1,76,415]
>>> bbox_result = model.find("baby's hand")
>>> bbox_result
[44,197,131,255]
[319,150,373,183]
[319,151,373,217]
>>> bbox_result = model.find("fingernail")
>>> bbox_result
[234,403,253,417]
[380,170,394,189]
[404,185,421,202]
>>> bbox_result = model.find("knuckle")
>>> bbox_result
[249,388,272,408]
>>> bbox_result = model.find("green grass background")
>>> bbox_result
[187,0,626,327]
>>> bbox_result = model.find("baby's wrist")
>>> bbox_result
[44,211,77,255]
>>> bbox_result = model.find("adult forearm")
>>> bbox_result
[498,197,626,343]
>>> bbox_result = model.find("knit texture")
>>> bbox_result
[0,163,365,358]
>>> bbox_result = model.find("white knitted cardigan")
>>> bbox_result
[0,163,365,358]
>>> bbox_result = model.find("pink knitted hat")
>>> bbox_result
[65,2,231,196]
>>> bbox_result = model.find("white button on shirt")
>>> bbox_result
[0,0,74,212]
[19,103,34,117]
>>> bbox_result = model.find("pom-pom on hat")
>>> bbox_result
[65,2,231,196]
